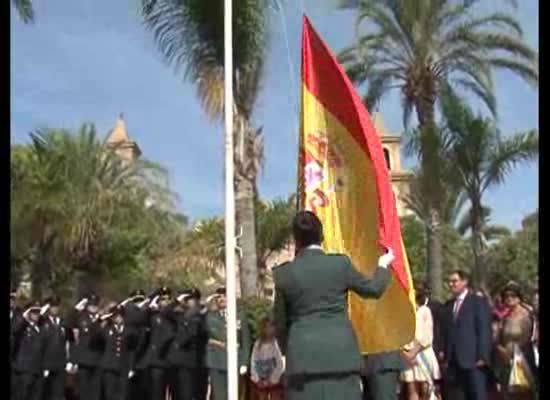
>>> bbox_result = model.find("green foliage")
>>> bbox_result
[486,211,538,298]
[12,0,34,23]
[239,296,273,343]
[441,93,538,289]
[10,124,185,300]
[339,0,538,126]
[401,216,472,285]
[185,195,295,294]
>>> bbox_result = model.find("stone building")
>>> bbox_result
[371,112,414,217]
[105,113,142,162]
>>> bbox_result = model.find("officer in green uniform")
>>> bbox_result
[362,352,404,400]
[273,211,395,400]
[205,287,251,400]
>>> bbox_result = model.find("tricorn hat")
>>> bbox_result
[87,293,100,306]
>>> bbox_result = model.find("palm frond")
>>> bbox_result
[482,130,538,191]
[13,0,34,23]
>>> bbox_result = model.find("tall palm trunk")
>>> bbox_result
[415,86,444,300]
[235,178,259,297]
[234,120,260,297]
[470,196,486,292]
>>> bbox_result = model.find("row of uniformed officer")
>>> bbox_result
[10,286,212,400]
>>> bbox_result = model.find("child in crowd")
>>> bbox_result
[250,318,284,400]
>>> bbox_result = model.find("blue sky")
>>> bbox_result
[11,0,538,230]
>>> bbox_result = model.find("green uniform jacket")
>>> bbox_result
[273,248,391,376]
[205,309,251,371]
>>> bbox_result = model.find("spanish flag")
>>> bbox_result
[298,16,415,353]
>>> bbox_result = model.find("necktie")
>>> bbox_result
[453,298,463,319]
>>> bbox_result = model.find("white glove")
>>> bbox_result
[377,248,395,269]
[43,370,50,378]
[149,295,160,310]
[177,294,191,303]
[40,304,50,316]
[75,298,88,311]
[65,363,74,373]
[239,366,248,375]
[137,298,151,309]
[128,370,135,379]
[100,313,113,321]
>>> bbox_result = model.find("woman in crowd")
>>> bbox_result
[401,282,441,400]
[272,211,394,400]
[494,282,536,400]
[250,318,285,400]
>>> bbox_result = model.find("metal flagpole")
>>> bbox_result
[224,0,239,399]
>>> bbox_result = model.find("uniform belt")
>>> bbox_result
[208,339,239,349]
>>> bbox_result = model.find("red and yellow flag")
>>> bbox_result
[298,15,415,353]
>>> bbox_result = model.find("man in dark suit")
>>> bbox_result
[361,352,404,400]
[442,270,491,400]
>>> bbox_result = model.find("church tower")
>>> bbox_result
[371,112,414,217]
[105,113,142,162]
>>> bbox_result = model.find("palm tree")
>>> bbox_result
[12,0,34,23]
[141,0,271,297]
[456,205,511,246]
[442,95,538,291]
[339,0,537,298]
[184,195,295,296]
[11,124,175,298]
[255,195,295,293]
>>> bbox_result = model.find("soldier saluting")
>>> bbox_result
[12,301,46,400]
[138,287,176,400]
[39,296,68,400]
[206,287,251,400]
[98,305,139,400]
[69,293,104,400]
[167,288,207,400]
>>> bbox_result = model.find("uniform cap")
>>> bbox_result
[130,289,146,299]
[190,287,202,300]
[44,296,61,307]
[25,301,42,312]
[159,286,172,298]
[87,293,100,306]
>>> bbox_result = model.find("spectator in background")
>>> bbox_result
[401,282,441,400]
[495,282,536,400]
[492,293,511,321]
[442,270,492,400]
[250,318,284,400]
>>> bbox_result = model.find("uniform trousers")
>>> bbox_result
[78,366,102,400]
[129,368,148,400]
[171,367,196,400]
[209,369,227,400]
[150,367,170,400]
[102,370,129,400]
[362,371,400,400]
[286,373,362,400]
[195,368,209,400]
[42,370,65,400]
[445,361,489,400]
[14,371,42,400]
